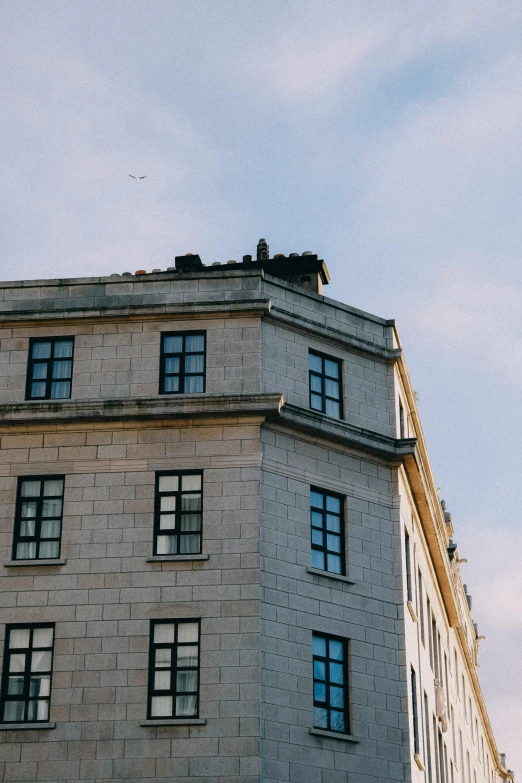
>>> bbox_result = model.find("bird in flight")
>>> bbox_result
[128,174,147,182]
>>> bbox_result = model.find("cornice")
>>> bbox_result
[0,393,284,427]
[266,308,401,363]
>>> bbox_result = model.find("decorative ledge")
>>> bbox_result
[146,555,209,563]
[306,567,356,585]
[4,559,66,568]
[0,722,56,730]
[414,753,425,771]
[274,404,416,462]
[407,600,418,622]
[309,728,359,743]
[140,719,206,727]
[0,393,284,426]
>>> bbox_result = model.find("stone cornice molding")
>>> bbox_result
[0,393,284,426]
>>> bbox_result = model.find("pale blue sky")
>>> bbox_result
[2,0,521,768]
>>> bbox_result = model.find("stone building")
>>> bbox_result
[0,245,513,783]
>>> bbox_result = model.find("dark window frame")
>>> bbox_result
[25,337,74,401]
[411,666,420,755]
[308,349,343,419]
[405,529,413,602]
[153,471,203,556]
[310,487,345,576]
[0,623,55,723]
[12,475,65,561]
[159,331,206,395]
[147,618,201,720]
[312,631,349,734]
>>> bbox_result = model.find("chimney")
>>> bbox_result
[257,238,269,261]
[175,254,204,272]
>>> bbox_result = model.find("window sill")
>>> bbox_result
[140,719,206,727]
[306,567,356,585]
[4,559,66,568]
[0,722,56,730]
[146,555,209,563]
[309,728,358,743]
[414,753,425,771]
[407,600,418,622]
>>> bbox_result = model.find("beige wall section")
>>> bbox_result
[0,418,262,782]
[0,315,262,404]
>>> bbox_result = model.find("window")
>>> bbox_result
[427,598,433,669]
[148,619,200,719]
[310,488,344,575]
[399,399,405,437]
[404,530,413,603]
[312,632,348,734]
[26,338,74,400]
[418,570,425,646]
[13,476,64,560]
[424,692,433,782]
[308,351,342,418]
[154,472,203,556]
[160,332,205,394]
[0,624,54,723]
[411,666,420,755]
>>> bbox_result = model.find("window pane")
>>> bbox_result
[53,341,73,358]
[50,381,70,399]
[311,549,324,570]
[326,554,341,574]
[32,363,47,380]
[163,376,179,392]
[324,359,340,379]
[179,534,200,554]
[154,671,170,690]
[158,475,178,493]
[310,394,323,411]
[159,514,176,530]
[310,375,322,393]
[33,628,53,648]
[182,474,201,491]
[176,670,198,692]
[326,495,340,514]
[43,479,63,496]
[311,511,323,528]
[311,529,323,546]
[164,357,180,374]
[154,624,175,644]
[185,335,204,352]
[330,686,344,708]
[52,360,72,380]
[329,662,344,684]
[178,623,199,644]
[29,675,50,697]
[185,354,204,374]
[42,499,62,518]
[32,342,51,359]
[329,640,343,661]
[326,514,340,533]
[31,382,46,398]
[156,535,177,555]
[39,541,60,559]
[312,636,326,658]
[313,660,326,680]
[313,707,328,728]
[310,491,324,509]
[327,534,341,553]
[20,520,36,537]
[176,694,197,716]
[314,682,326,701]
[3,701,24,722]
[31,651,52,672]
[9,654,26,672]
[27,699,49,721]
[309,353,322,372]
[16,542,37,559]
[151,695,172,717]
[7,676,24,695]
[325,399,340,418]
[180,514,201,532]
[163,336,183,353]
[325,379,339,400]
[184,375,203,393]
[21,502,37,518]
[155,648,171,668]
[177,645,198,666]
[330,710,345,732]
[160,496,176,512]
[181,494,201,512]
[21,481,40,498]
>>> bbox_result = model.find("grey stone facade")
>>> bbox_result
[0,256,511,782]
